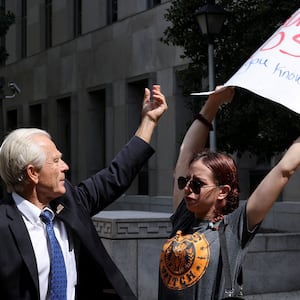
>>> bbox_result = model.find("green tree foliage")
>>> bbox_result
[162,0,300,160]
[0,6,15,64]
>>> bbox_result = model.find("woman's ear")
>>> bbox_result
[216,185,231,210]
[217,184,231,200]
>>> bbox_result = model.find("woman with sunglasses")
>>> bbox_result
[158,86,300,299]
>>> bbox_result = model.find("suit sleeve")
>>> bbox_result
[65,136,155,216]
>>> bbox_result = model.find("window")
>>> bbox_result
[57,97,71,179]
[6,109,18,131]
[0,0,6,63]
[29,104,42,128]
[87,89,106,175]
[45,0,52,48]
[107,0,118,24]
[153,0,161,5]
[73,0,82,37]
[147,0,161,9]
[127,79,150,195]
[21,0,27,57]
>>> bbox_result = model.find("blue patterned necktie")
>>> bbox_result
[40,209,67,300]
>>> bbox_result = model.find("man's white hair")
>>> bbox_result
[0,128,51,193]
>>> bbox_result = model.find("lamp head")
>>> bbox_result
[195,2,227,37]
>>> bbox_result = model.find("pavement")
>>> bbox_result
[244,291,300,299]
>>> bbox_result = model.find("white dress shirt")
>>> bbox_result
[13,193,77,300]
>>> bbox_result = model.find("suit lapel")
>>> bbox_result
[52,198,136,298]
[51,199,81,260]
[50,197,106,273]
[5,199,39,292]
[51,198,94,251]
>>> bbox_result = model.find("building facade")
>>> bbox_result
[1,0,192,202]
[1,0,300,208]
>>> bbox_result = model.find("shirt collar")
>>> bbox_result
[12,192,51,224]
[41,207,55,221]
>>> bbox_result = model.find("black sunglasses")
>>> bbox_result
[177,176,217,194]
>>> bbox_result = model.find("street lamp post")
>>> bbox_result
[195,0,227,151]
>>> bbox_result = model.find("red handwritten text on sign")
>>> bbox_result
[260,10,300,57]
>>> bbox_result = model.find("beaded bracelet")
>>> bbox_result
[193,113,213,131]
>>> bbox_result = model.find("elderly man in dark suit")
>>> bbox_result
[0,85,167,300]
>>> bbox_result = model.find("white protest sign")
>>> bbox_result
[224,8,300,113]
[192,9,300,114]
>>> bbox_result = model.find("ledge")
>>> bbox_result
[92,210,172,239]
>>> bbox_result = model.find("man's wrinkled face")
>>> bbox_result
[35,135,69,201]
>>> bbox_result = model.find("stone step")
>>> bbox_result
[244,290,300,299]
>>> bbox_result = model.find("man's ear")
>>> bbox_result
[26,165,39,184]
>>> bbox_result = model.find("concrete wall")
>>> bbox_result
[244,232,300,295]
[93,210,300,299]
[93,210,171,299]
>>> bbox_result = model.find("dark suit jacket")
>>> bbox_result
[0,136,154,300]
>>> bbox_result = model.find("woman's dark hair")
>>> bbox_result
[191,151,240,215]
